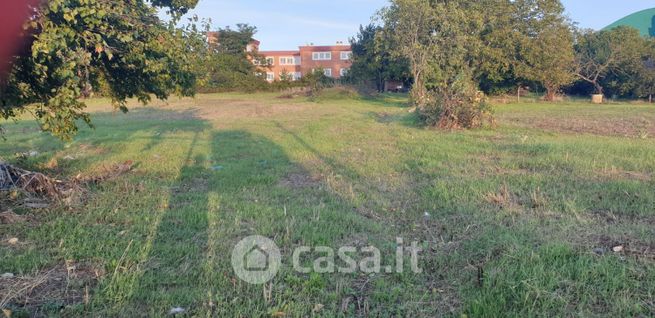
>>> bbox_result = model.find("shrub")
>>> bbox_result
[419,77,494,129]
[301,69,335,99]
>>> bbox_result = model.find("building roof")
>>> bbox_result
[299,45,352,51]
[258,50,301,55]
[603,8,655,37]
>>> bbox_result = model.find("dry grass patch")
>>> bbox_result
[278,171,323,190]
[0,210,27,225]
[597,167,652,182]
[504,115,654,138]
[0,261,104,316]
[484,184,518,211]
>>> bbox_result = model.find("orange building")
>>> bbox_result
[206,32,352,82]
[259,44,352,81]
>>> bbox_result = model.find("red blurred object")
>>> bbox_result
[0,0,40,81]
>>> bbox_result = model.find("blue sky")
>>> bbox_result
[179,0,655,50]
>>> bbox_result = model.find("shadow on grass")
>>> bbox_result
[0,107,207,178]
[359,93,410,109]
[118,125,379,316]
[364,110,422,128]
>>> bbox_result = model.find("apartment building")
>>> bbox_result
[259,44,353,82]
[206,32,352,82]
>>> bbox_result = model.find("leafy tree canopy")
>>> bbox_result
[348,24,411,92]
[198,23,269,92]
[1,0,200,139]
[575,26,647,95]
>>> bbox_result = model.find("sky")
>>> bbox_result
[178,0,655,51]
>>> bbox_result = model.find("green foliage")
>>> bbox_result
[575,26,647,95]
[382,0,496,127]
[0,0,199,139]
[379,0,435,105]
[348,24,411,92]
[195,24,269,93]
[214,24,258,55]
[382,0,578,110]
[301,69,334,99]
[512,0,575,101]
[421,75,494,128]
[634,40,655,101]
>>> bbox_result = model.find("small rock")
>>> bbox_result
[210,165,223,171]
[1,273,14,278]
[612,245,624,252]
[313,303,324,313]
[592,247,606,255]
[8,238,19,245]
[28,151,39,157]
[169,307,185,315]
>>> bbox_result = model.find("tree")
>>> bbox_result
[634,39,655,102]
[1,0,199,139]
[349,24,411,92]
[382,0,495,128]
[302,69,333,99]
[475,0,522,95]
[574,26,645,96]
[199,24,268,92]
[513,0,575,101]
[212,24,258,55]
[380,0,436,105]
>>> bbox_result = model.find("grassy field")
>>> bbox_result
[1,91,654,317]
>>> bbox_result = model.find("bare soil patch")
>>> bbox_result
[278,172,323,190]
[504,116,654,138]
[193,99,312,120]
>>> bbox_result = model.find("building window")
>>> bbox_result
[340,68,349,77]
[293,72,302,80]
[340,51,352,60]
[266,72,275,81]
[294,56,302,65]
[324,68,332,77]
[280,57,297,65]
[312,52,332,61]
[265,57,274,65]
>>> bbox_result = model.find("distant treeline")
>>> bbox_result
[346,1,655,102]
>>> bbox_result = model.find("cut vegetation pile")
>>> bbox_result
[0,161,134,207]
[0,162,69,200]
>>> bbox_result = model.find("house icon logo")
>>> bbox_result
[244,245,269,271]
[231,235,281,284]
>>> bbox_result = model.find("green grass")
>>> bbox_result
[1,91,654,317]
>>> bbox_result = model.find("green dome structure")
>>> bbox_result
[603,8,655,37]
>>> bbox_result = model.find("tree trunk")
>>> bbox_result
[649,94,652,103]
[593,82,603,95]
[517,85,521,103]
[410,77,427,106]
[544,87,556,102]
